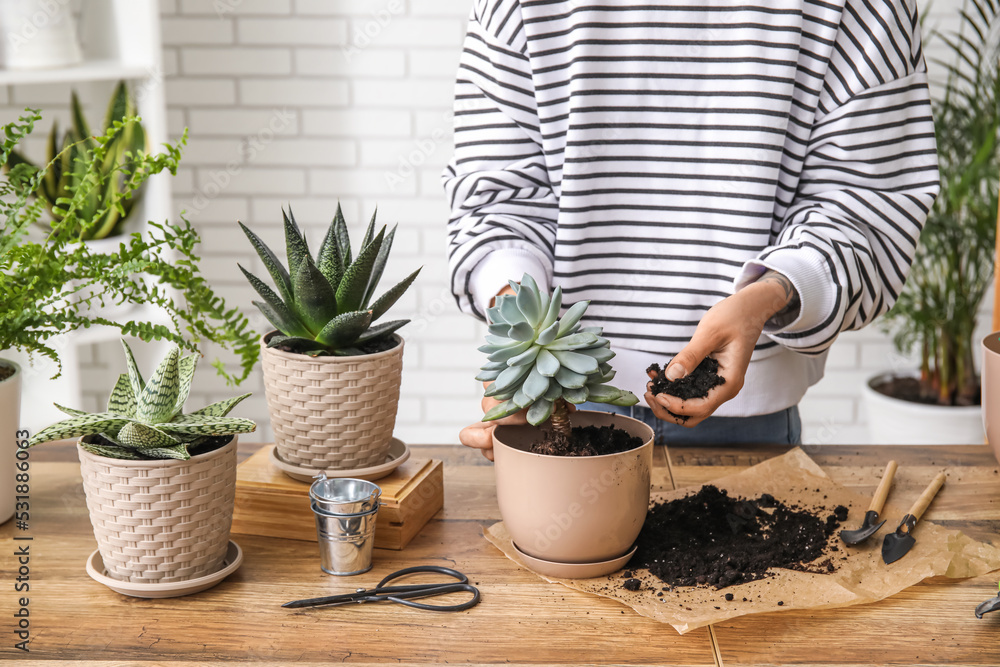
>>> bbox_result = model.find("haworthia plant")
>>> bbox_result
[239,204,421,356]
[26,340,257,460]
[477,274,638,436]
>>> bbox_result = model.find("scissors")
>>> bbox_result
[282,566,481,612]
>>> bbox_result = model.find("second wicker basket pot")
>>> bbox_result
[262,332,404,471]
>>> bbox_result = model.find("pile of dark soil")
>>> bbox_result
[627,485,846,589]
[871,375,981,406]
[530,424,642,457]
[268,334,399,357]
[0,364,14,383]
[647,357,726,400]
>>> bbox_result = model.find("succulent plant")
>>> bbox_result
[477,274,638,437]
[26,340,256,460]
[7,81,147,240]
[239,204,421,356]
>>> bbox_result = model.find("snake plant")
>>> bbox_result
[239,204,421,356]
[477,274,638,438]
[7,81,147,240]
[26,340,256,460]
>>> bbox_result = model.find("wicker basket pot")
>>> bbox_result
[77,435,238,583]
[261,332,404,471]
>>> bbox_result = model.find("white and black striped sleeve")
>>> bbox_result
[735,0,940,354]
[443,1,558,320]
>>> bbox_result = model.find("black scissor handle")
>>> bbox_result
[376,565,469,588]
[385,584,481,612]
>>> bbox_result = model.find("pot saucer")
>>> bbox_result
[270,438,410,482]
[86,540,243,599]
[510,541,637,579]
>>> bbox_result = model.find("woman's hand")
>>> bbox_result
[644,270,798,427]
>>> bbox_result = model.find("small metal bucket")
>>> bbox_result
[309,475,382,576]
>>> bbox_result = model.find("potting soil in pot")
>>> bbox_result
[529,424,642,457]
[625,485,848,589]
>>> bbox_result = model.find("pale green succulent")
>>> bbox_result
[26,340,257,460]
[477,274,638,426]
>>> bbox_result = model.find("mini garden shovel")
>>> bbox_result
[881,471,946,565]
[840,460,897,545]
[975,582,1000,619]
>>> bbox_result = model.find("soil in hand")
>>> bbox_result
[647,357,727,400]
[627,485,846,589]
[530,424,642,457]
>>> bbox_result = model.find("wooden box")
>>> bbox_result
[232,445,444,550]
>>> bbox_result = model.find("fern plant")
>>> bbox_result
[239,205,421,356]
[26,340,256,460]
[477,274,638,439]
[7,81,146,240]
[0,109,258,382]
[881,0,1000,405]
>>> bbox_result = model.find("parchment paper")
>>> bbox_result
[485,447,1000,634]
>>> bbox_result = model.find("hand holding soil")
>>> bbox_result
[645,274,797,427]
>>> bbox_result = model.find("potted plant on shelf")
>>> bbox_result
[239,205,420,473]
[868,1,999,444]
[0,109,259,523]
[26,340,256,588]
[479,274,654,576]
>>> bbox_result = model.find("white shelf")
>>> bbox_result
[0,59,149,86]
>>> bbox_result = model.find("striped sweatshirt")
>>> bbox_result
[443,0,939,417]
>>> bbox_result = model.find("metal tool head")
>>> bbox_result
[975,595,1000,619]
[881,514,917,564]
[839,510,886,545]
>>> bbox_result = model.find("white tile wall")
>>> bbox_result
[5,0,978,445]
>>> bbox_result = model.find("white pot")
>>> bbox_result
[0,360,23,523]
[0,0,82,70]
[863,370,983,445]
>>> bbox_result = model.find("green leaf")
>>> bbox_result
[487,339,533,363]
[536,349,560,377]
[482,399,519,422]
[291,255,339,334]
[317,218,345,288]
[80,441,145,459]
[360,207,378,252]
[475,369,503,382]
[283,206,311,287]
[536,321,560,346]
[563,387,588,404]
[173,353,198,415]
[106,374,137,418]
[70,91,93,143]
[315,310,373,349]
[557,300,590,337]
[136,346,181,423]
[545,333,599,350]
[135,444,191,460]
[498,294,526,324]
[120,339,145,398]
[486,362,532,396]
[526,398,553,425]
[239,221,293,305]
[160,415,256,436]
[363,223,395,307]
[266,334,330,354]
[336,227,385,313]
[117,421,180,450]
[27,413,134,447]
[554,366,588,389]
[516,274,543,327]
[55,403,87,417]
[551,350,599,375]
[190,392,252,418]
[587,384,639,406]
[538,286,563,330]
[333,201,352,267]
[508,321,535,341]
[522,366,549,402]
[508,345,540,367]
[368,267,421,322]
[355,319,407,345]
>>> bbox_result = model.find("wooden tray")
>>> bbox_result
[232,445,443,550]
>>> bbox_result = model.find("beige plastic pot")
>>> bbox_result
[0,360,22,524]
[982,333,1000,464]
[261,332,403,471]
[493,410,654,564]
[78,434,238,583]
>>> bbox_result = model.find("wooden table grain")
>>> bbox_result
[6,441,1000,666]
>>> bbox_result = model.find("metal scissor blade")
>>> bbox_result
[282,591,369,609]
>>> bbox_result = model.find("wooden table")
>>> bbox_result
[6,441,1000,665]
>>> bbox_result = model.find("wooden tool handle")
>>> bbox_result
[868,460,898,514]
[907,471,946,522]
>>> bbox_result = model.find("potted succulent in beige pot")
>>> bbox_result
[480,275,654,576]
[26,340,257,585]
[239,205,420,472]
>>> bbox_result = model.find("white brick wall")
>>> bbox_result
[4,0,978,445]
